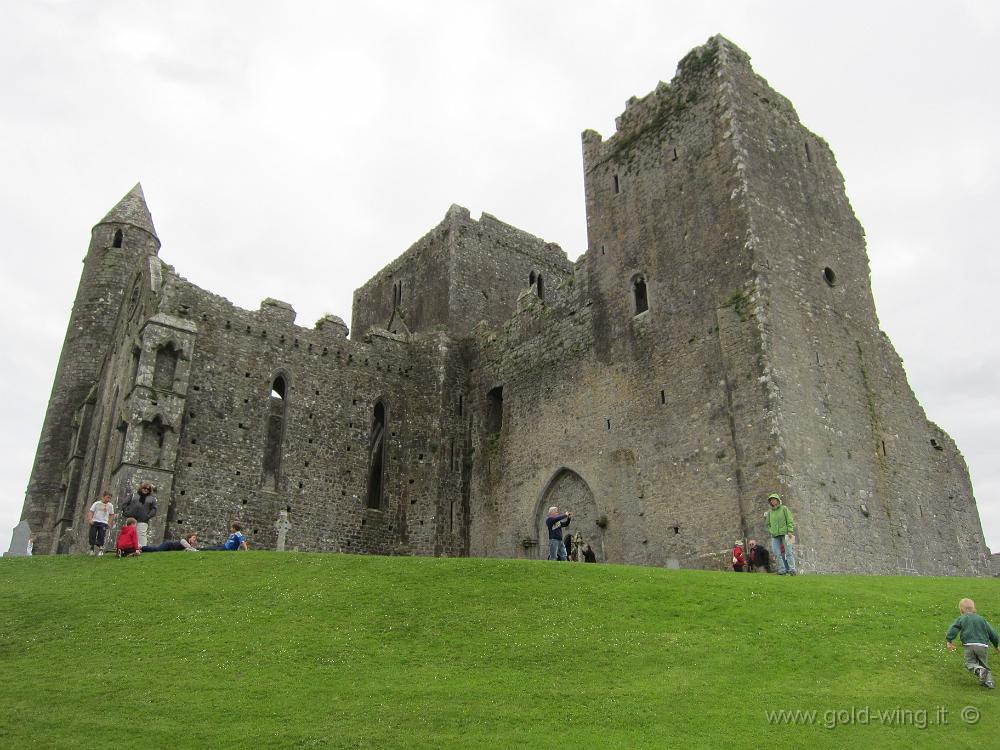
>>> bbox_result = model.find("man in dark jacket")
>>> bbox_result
[545,506,572,561]
[122,482,158,547]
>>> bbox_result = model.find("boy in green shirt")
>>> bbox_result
[946,598,999,689]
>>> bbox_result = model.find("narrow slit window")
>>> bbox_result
[486,386,503,435]
[632,274,649,315]
[613,174,620,194]
[536,274,544,301]
[112,229,124,248]
[263,375,287,491]
[130,346,141,385]
[115,420,129,467]
[366,401,387,509]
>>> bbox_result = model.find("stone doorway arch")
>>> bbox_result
[535,468,603,561]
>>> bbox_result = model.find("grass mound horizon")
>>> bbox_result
[1,553,997,748]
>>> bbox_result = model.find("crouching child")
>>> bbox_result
[116,518,141,558]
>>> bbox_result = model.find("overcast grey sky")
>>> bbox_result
[2,0,997,554]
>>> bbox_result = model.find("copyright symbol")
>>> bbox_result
[961,706,980,724]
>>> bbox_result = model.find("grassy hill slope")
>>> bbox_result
[1,554,997,749]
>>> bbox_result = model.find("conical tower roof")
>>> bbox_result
[98,183,158,238]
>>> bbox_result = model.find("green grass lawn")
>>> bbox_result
[0,553,997,749]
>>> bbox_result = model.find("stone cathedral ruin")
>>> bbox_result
[20,36,991,574]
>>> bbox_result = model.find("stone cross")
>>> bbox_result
[4,520,32,557]
[275,509,291,552]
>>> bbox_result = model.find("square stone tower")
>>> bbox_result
[576,36,989,574]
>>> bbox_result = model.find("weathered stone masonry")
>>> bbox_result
[21,36,991,574]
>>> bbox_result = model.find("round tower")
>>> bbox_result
[22,184,159,553]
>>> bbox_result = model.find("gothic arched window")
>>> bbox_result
[366,401,387,509]
[263,374,287,491]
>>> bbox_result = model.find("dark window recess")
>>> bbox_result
[805,142,812,163]
[660,390,666,405]
[881,440,887,457]
[601,245,606,256]
[672,147,678,161]
[529,271,536,286]
[112,229,123,248]
[457,394,463,417]
[606,419,611,431]
[115,420,128,467]
[139,416,168,467]
[485,386,504,434]
[673,526,680,535]
[536,274,544,301]
[152,343,179,391]
[823,267,837,287]
[366,401,387,509]
[263,374,287,491]
[613,174,620,194]
[632,275,649,315]
[130,346,141,385]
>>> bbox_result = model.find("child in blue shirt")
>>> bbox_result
[204,522,250,551]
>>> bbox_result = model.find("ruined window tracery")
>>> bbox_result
[263,374,287,491]
[366,401,387,509]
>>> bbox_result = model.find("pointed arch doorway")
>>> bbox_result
[535,468,603,561]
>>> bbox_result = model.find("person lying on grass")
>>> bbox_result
[946,598,999,689]
[141,533,199,553]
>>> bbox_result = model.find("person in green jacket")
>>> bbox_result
[765,493,797,575]
[946,598,999,689]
